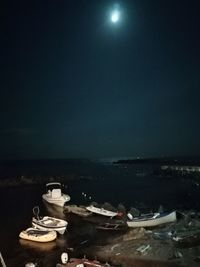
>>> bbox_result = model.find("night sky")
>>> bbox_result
[1,0,200,160]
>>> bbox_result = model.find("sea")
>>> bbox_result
[0,158,199,267]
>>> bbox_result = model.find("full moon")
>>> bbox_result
[111,10,120,23]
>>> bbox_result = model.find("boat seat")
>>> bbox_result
[52,189,62,198]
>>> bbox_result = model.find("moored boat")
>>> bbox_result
[127,211,177,228]
[19,227,57,242]
[86,205,118,217]
[64,205,92,217]
[32,206,68,235]
[42,182,71,207]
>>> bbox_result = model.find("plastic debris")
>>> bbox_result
[153,231,174,240]
[136,244,151,254]
[174,250,183,258]
[115,253,121,256]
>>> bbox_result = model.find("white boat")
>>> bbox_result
[32,206,68,234]
[127,211,177,228]
[19,227,57,242]
[42,182,71,207]
[86,205,118,217]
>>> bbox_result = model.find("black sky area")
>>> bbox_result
[1,0,200,160]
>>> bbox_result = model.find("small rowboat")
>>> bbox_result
[19,227,57,242]
[86,205,118,217]
[32,206,68,234]
[127,211,176,228]
[32,216,68,235]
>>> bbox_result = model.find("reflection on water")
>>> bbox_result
[19,233,69,252]
[43,201,66,219]
[19,239,57,252]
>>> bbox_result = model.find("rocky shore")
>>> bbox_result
[75,212,200,267]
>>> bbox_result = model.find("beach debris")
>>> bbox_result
[153,230,174,240]
[111,244,120,251]
[173,250,183,259]
[80,240,89,245]
[136,244,151,254]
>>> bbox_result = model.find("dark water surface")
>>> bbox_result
[0,159,199,266]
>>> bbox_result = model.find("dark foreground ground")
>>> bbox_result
[5,209,200,267]
[77,211,200,267]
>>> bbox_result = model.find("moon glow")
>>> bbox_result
[111,10,120,23]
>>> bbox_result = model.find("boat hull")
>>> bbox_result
[42,193,70,207]
[127,211,176,228]
[19,228,57,242]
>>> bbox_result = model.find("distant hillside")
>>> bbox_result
[113,156,200,165]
